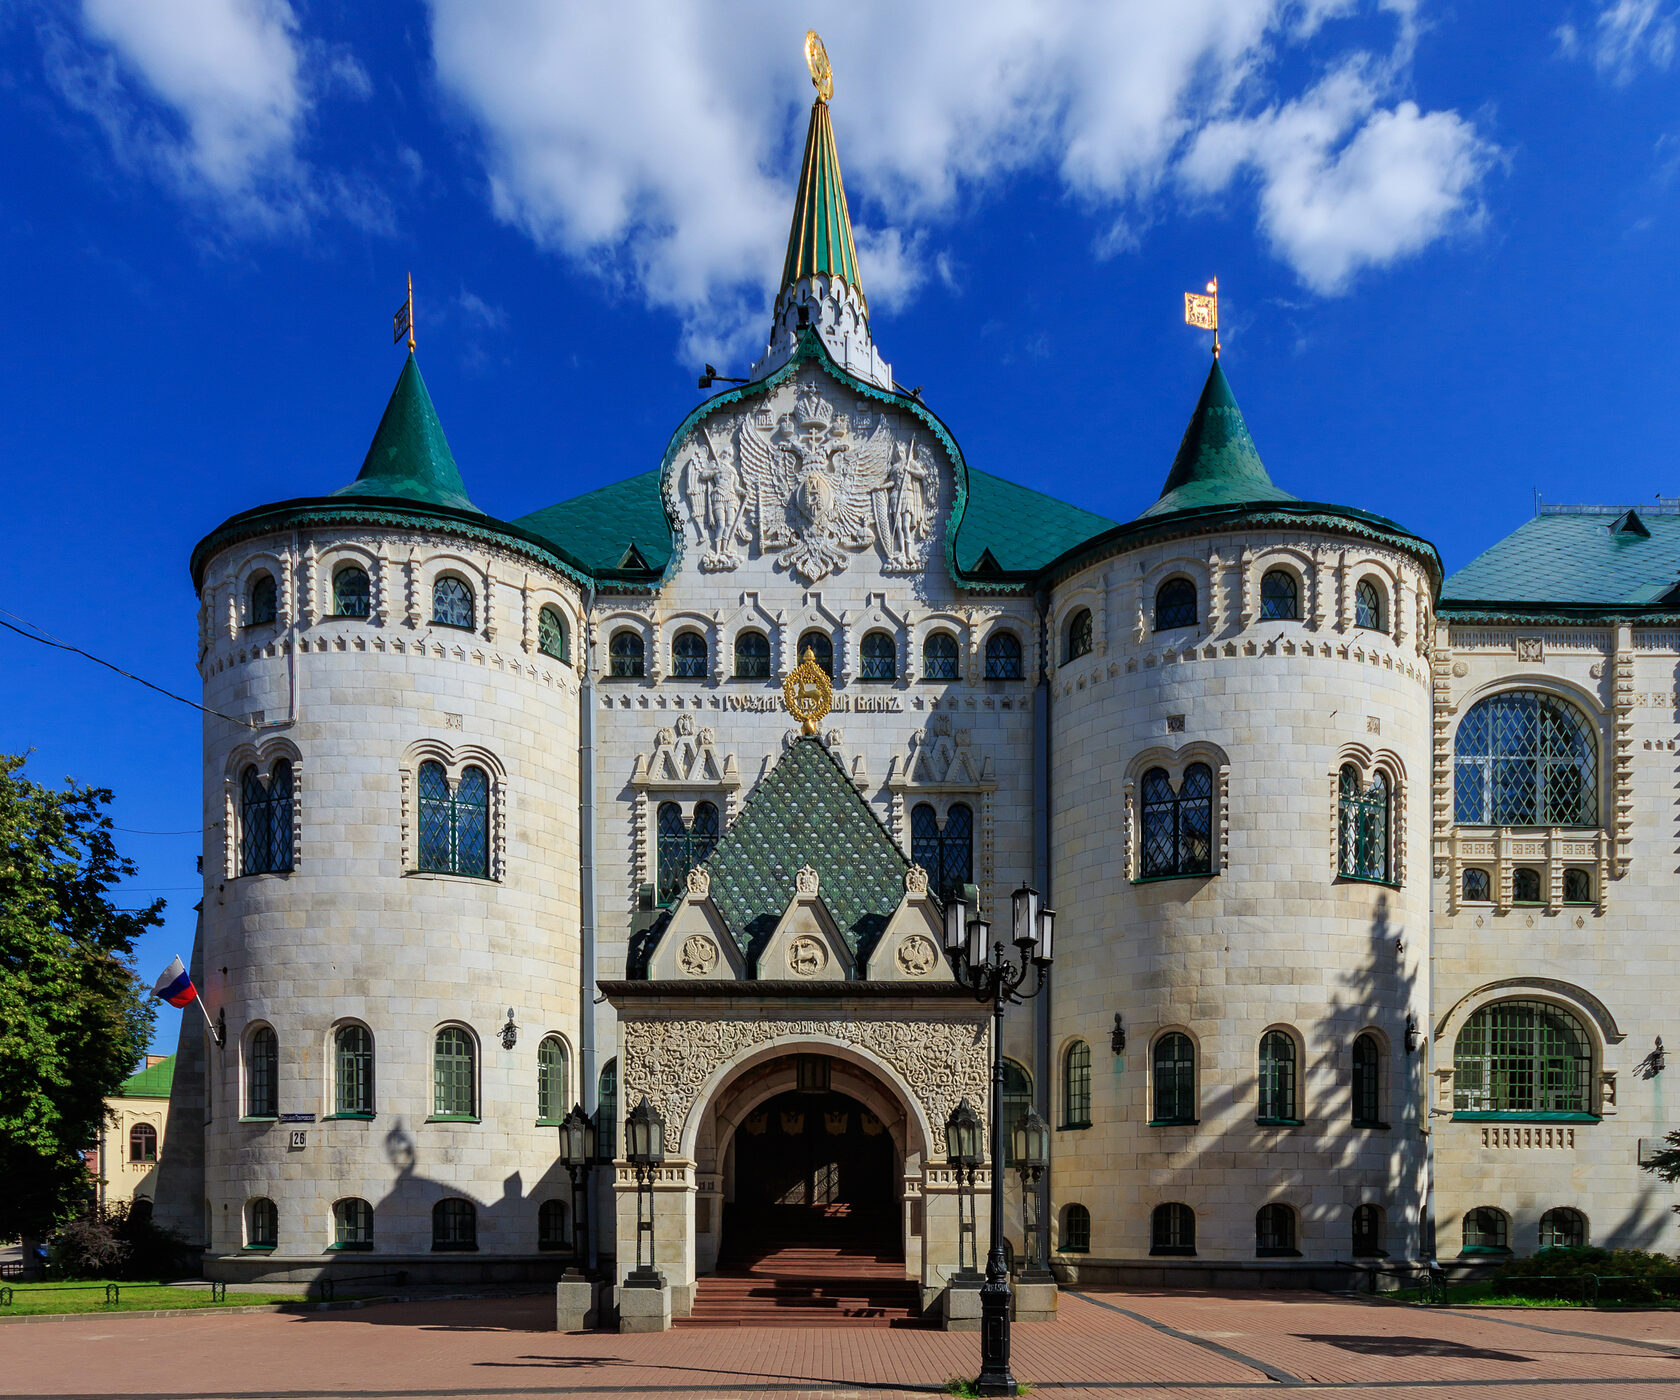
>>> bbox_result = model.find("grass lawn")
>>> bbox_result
[1,1281,307,1317]
[1395,1280,1680,1309]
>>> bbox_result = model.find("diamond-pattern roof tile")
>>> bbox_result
[1443,509,1680,609]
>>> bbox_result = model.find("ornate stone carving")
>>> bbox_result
[905,864,930,896]
[686,867,711,899]
[679,935,719,977]
[788,935,828,976]
[896,934,938,977]
[795,864,820,897]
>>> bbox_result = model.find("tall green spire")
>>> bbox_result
[1139,359,1296,519]
[780,97,866,312]
[334,354,480,514]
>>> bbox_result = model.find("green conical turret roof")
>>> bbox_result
[1139,359,1296,519]
[333,354,480,514]
[780,98,866,312]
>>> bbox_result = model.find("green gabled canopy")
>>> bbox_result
[333,354,481,514]
[780,98,865,311]
[702,737,908,967]
[1139,359,1296,520]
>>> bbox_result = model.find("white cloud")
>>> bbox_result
[1559,1,1678,83]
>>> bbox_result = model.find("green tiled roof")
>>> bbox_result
[781,98,865,310]
[333,354,481,514]
[702,737,909,968]
[514,472,674,574]
[1442,508,1680,610]
[118,1055,175,1099]
[1138,359,1296,520]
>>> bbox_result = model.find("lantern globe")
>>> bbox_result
[1012,884,1039,946]
[966,915,989,969]
[625,1094,666,1167]
[1019,1108,1049,1170]
[1035,907,1055,963]
[946,1097,983,1168]
[943,893,967,953]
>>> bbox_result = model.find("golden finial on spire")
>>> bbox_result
[783,646,834,737]
[805,30,833,103]
[393,272,415,352]
[1183,277,1219,358]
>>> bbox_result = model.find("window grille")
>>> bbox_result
[597,1060,618,1160]
[1355,578,1383,630]
[1513,867,1543,903]
[538,1199,569,1250]
[1462,1207,1508,1252]
[983,631,1023,679]
[1454,691,1599,826]
[538,606,568,662]
[1257,1204,1296,1254]
[247,1027,278,1118]
[240,761,294,875]
[609,629,645,678]
[1258,1031,1297,1121]
[672,630,708,678]
[656,801,719,905]
[335,1025,373,1116]
[433,1027,476,1117]
[1062,1041,1092,1127]
[249,574,277,625]
[417,762,490,878]
[432,576,474,629]
[734,630,770,679]
[1140,765,1213,877]
[129,1123,157,1162]
[1563,868,1592,903]
[432,1199,476,1250]
[1462,867,1491,902]
[798,630,834,676]
[910,802,973,901]
[248,1198,278,1249]
[1539,1207,1586,1249]
[334,1198,372,1247]
[860,630,896,680]
[1260,569,1299,620]
[1152,1033,1196,1123]
[1353,1204,1384,1256]
[1155,579,1197,630]
[1000,1060,1031,1166]
[537,1035,569,1123]
[1352,1033,1382,1126]
[1062,1203,1091,1252]
[1152,1203,1195,1255]
[1453,1000,1592,1114]
[332,566,370,618]
[1064,609,1093,662]
[1338,765,1390,882]
[922,631,959,680]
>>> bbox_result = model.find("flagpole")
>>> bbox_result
[192,990,221,1045]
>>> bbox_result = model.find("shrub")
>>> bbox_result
[1492,1247,1680,1303]
[50,1202,191,1281]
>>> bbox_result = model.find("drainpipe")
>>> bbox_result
[578,586,600,1270]
[1032,588,1053,1268]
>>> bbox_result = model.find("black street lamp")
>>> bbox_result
[623,1095,667,1290]
[946,1098,985,1281]
[1012,1108,1052,1283]
[943,883,1053,1398]
[556,1102,597,1281]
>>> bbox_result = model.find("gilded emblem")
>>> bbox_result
[805,30,833,102]
[783,647,833,736]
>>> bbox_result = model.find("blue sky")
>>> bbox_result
[2,1,1677,1054]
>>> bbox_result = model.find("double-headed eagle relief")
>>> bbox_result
[676,372,939,585]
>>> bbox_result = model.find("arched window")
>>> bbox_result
[332,566,370,618]
[128,1122,158,1162]
[432,1027,477,1119]
[1155,578,1197,631]
[248,573,277,626]
[432,575,474,629]
[672,629,708,678]
[1563,868,1592,904]
[984,631,1023,680]
[798,630,834,676]
[1260,569,1299,621]
[1062,1040,1092,1128]
[910,802,973,902]
[537,1035,569,1124]
[1338,765,1390,882]
[1462,1206,1509,1254]
[1061,1203,1091,1253]
[609,629,645,678]
[1064,608,1093,663]
[1353,1204,1385,1257]
[598,1059,618,1160]
[922,630,959,681]
[417,762,490,878]
[247,1198,278,1249]
[1152,1033,1196,1124]
[733,630,770,679]
[1151,1203,1195,1256]
[1454,691,1598,826]
[333,1198,373,1249]
[1453,1000,1592,1114]
[432,1198,477,1251]
[1462,867,1491,902]
[1513,867,1543,903]
[538,605,569,662]
[1352,1033,1383,1127]
[860,630,897,681]
[334,1025,373,1117]
[239,760,294,876]
[1539,1207,1586,1249]
[1258,1030,1298,1123]
[1355,578,1384,630]
[1140,764,1214,878]
[656,800,719,905]
[1000,1060,1032,1166]
[538,1199,569,1250]
[1256,1203,1297,1256]
[246,1026,278,1118]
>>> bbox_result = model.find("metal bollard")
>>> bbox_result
[0,1286,12,1306]
[211,1280,227,1302]
[104,1284,119,1306]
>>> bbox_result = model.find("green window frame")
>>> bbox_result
[597,1059,618,1160]
[1539,1206,1586,1249]
[1258,1030,1298,1123]
[655,800,719,906]
[1462,1206,1509,1254]
[537,1035,569,1124]
[1152,1033,1196,1124]
[247,1197,278,1249]
[335,1024,374,1117]
[1062,1040,1092,1128]
[910,802,973,902]
[1352,1033,1383,1127]
[333,1197,373,1249]
[1512,867,1543,903]
[246,1025,278,1118]
[1338,765,1390,883]
[1453,690,1599,827]
[538,606,569,662]
[240,760,294,876]
[332,565,370,619]
[432,1027,477,1118]
[1453,1000,1593,1116]
[1140,765,1213,879]
[417,762,490,878]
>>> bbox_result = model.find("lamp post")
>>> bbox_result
[946,1098,985,1282]
[943,883,1054,1398]
[556,1103,596,1282]
[622,1095,667,1290]
[1012,1108,1052,1283]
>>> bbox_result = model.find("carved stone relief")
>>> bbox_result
[680,936,719,977]
[787,935,828,977]
[895,935,938,977]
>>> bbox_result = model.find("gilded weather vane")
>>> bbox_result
[1183,277,1219,358]
[805,30,833,103]
[783,646,833,737]
[393,272,415,352]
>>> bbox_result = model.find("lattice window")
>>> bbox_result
[537,1035,569,1123]
[798,630,834,676]
[433,1027,477,1117]
[672,630,708,678]
[861,630,897,680]
[538,606,569,662]
[1453,1000,1592,1114]
[417,762,489,878]
[597,1060,618,1160]
[1462,867,1491,902]
[1352,1033,1382,1126]
[656,800,719,905]
[1152,1203,1195,1255]
[910,802,973,901]
[1064,608,1092,663]
[610,629,645,678]
[1563,867,1593,903]
[335,1025,373,1116]
[1454,691,1599,826]
[1258,1031,1298,1122]
[1260,569,1299,621]
[922,631,959,680]
[246,1026,278,1118]
[1355,578,1383,630]
[1513,867,1543,903]
[240,761,294,875]
[333,566,370,618]
[984,631,1023,679]
[1062,1041,1092,1128]
[734,630,770,679]
[1140,765,1213,878]
[432,575,474,629]
[1462,1207,1508,1252]
[1155,579,1197,631]
[1338,765,1390,882]
[1152,1033,1196,1123]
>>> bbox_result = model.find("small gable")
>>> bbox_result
[1612,509,1651,539]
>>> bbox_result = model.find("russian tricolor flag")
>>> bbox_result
[151,956,197,1008]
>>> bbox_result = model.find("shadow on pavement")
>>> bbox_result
[1296,1333,1533,1361]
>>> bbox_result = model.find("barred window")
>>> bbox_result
[597,1060,618,1160]
[1355,578,1384,630]
[1513,867,1543,903]
[798,630,834,676]
[335,1025,373,1117]
[432,1198,477,1251]
[1064,608,1092,663]
[1061,1203,1091,1253]
[1062,1040,1092,1128]
[672,630,707,678]
[861,630,897,681]
[910,802,973,902]
[1563,868,1593,904]
[1152,1033,1196,1123]
[240,760,294,876]
[538,1199,569,1250]
[432,575,474,629]
[922,631,959,680]
[129,1123,157,1162]
[1000,1059,1032,1167]
[332,566,370,618]
[1260,569,1299,621]
[1155,578,1197,631]
[1539,1207,1586,1249]
[1151,1203,1195,1256]
[1257,1203,1296,1255]
[1353,1204,1385,1257]
[1454,691,1599,826]
[333,1198,373,1249]
[1453,1000,1592,1115]
[417,762,490,878]
[609,629,645,678]
[247,1197,278,1249]
[246,1026,278,1118]
[1462,867,1491,902]
[538,606,569,662]
[734,630,770,679]
[985,631,1023,679]
[656,801,719,905]
[1462,1207,1509,1253]
[1140,764,1213,878]
[537,1035,569,1124]
[249,573,277,625]
[1258,1030,1298,1122]
[1352,1033,1382,1127]
[433,1027,477,1118]
[1338,765,1390,882]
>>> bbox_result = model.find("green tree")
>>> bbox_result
[1643,1129,1680,1211]
[0,753,159,1240]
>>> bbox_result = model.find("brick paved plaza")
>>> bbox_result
[5,1290,1680,1399]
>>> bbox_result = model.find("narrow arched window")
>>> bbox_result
[1462,1206,1509,1253]
[1155,578,1197,631]
[672,629,708,678]
[332,566,370,619]
[1454,1000,1592,1114]
[1563,868,1592,904]
[1353,1204,1385,1257]
[129,1122,158,1162]
[861,630,897,681]
[1513,867,1543,903]
[1355,578,1383,630]
[333,1198,373,1249]
[1061,1203,1091,1253]
[733,630,770,679]
[983,631,1023,680]
[1064,608,1092,662]
[1338,765,1390,882]
[417,762,490,878]
[1352,1033,1382,1127]
[1455,690,1599,827]
[1062,1041,1092,1128]
[538,605,569,662]
[1256,1203,1296,1255]
[1151,1203,1195,1256]
[246,1026,278,1118]
[1152,1033,1196,1124]
[1462,867,1491,902]
[1260,569,1299,621]
[798,630,834,676]
[247,1197,278,1249]
[537,1035,569,1124]
[432,575,474,629]
[433,1027,476,1118]
[609,629,645,678]
[598,1059,618,1160]
[656,800,719,905]
[538,1199,569,1250]
[248,573,277,626]
[1258,1031,1298,1123]
[922,630,959,681]
[1000,1059,1032,1167]
[432,1198,477,1251]
[335,1025,373,1117]
[1140,764,1214,878]
[910,802,972,901]
[240,760,294,876]
[1539,1206,1586,1249]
